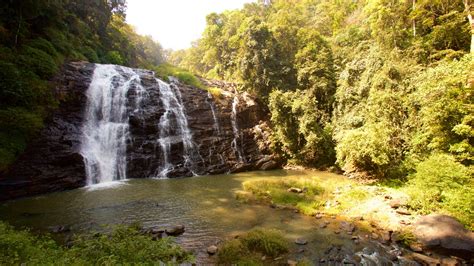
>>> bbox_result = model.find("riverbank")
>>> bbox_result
[235,167,474,264]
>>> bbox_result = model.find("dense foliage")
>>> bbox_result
[172,0,473,173]
[0,222,193,264]
[173,0,473,224]
[0,0,166,171]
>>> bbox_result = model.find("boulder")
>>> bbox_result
[165,225,185,236]
[413,214,474,259]
[295,238,308,245]
[260,160,280,171]
[207,245,218,255]
[287,187,303,193]
[411,253,440,265]
[230,163,254,173]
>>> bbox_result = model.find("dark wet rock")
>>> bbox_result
[260,160,279,171]
[0,62,93,201]
[165,225,185,236]
[230,163,254,173]
[50,225,70,233]
[295,238,308,245]
[207,245,218,255]
[413,214,474,259]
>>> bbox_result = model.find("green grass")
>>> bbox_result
[217,228,288,265]
[0,221,194,265]
[154,63,205,89]
[242,177,325,215]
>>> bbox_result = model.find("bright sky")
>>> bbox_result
[126,0,256,50]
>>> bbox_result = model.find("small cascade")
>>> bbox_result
[155,79,201,178]
[231,95,245,162]
[207,92,222,136]
[81,65,140,185]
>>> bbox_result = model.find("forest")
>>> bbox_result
[0,0,473,264]
[171,0,473,225]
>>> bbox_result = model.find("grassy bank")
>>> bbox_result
[237,167,473,231]
[0,222,194,265]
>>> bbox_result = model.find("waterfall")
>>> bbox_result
[207,92,222,136]
[81,65,140,185]
[231,95,245,162]
[155,79,201,178]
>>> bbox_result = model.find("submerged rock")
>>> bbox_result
[207,245,218,255]
[165,225,185,236]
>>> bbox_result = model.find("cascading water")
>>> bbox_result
[81,65,140,185]
[155,79,201,178]
[231,95,245,162]
[207,92,222,136]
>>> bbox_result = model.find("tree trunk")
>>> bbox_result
[412,0,416,37]
[465,0,474,53]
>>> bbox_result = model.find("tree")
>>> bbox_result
[465,0,474,53]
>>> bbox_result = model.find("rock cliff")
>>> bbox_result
[0,62,278,201]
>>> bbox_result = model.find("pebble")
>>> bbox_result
[295,238,308,245]
[396,209,411,215]
[287,259,297,266]
[207,245,218,255]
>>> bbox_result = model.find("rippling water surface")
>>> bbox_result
[1,170,407,264]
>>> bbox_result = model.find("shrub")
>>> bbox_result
[0,61,32,107]
[406,153,473,228]
[217,228,288,265]
[154,63,205,89]
[104,51,125,65]
[217,239,251,264]
[28,38,59,58]
[240,229,289,257]
[18,46,59,79]
[80,46,100,63]
[0,221,194,265]
[0,108,44,171]
[69,225,194,264]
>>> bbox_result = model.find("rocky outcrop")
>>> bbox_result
[0,62,278,201]
[0,62,94,201]
[413,214,474,259]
